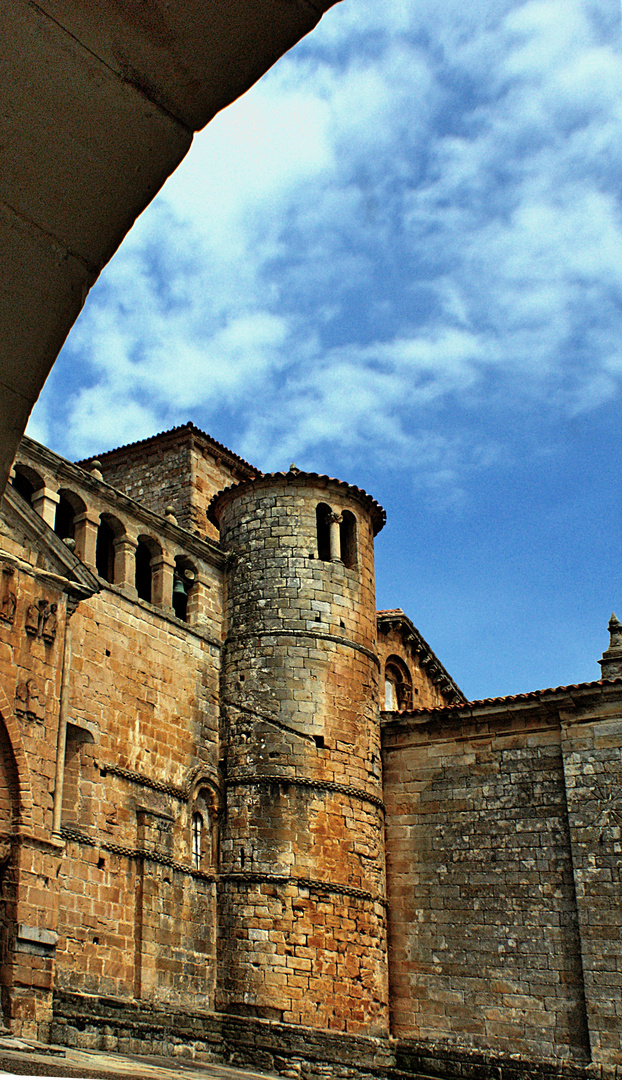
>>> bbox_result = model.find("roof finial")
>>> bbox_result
[289,463,300,475]
[599,612,622,680]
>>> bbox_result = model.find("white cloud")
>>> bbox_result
[30,0,622,498]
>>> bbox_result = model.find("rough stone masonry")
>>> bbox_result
[0,424,620,1080]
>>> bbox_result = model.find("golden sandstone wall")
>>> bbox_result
[0,433,230,1037]
[55,585,222,1008]
[0,496,84,1038]
[88,424,257,542]
[2,429,622,1080]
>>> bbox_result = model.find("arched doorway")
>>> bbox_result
[0,715,20,1030]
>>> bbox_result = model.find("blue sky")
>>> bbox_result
[30,0,622,700]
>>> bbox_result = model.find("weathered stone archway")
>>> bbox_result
[0,0,342,493]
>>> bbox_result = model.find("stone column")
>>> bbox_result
[72,512,99,568]
[151,555,174,613]
[328,511,342,562]
[113,536,137,595]
[31,486,59,528]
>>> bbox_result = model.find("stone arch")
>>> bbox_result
[96,512,125,583]
[384,655,413,712]
[11,463,44,505]
[54,488,86,543]
[0,685,32,831]
[135,534,162,605]
[186,771,221,870]
[340,509,357,569]
[316,503,331,562]
[172,554,198,623]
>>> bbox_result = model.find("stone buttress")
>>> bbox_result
[208,470,389,1035]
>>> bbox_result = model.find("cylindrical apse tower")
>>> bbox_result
[208,469,389,1035]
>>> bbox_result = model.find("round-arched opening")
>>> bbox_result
[190,783,220,870]
[173,556,197,622]
[135,535,162,604]
[11,463,43,505]
[96,513,124,583]
[316,503,331,562]
[340,510,357,569]
[191,811,204,869]
[54,488,86,542]
[384,656,413,711]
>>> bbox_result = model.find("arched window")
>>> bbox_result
[96,513,123,583]
[11,464,43,504]
[384,657,413,711]
[190,785,219,870]
[135,535,161,604]
[54,489,86,543]
[62,723,95,826]
[192,812,203,869]
[340,510,357,569]
[316,503,331,562]
[173,556,197,622]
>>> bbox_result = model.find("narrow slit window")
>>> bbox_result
[192,812,203,869]
[316,504,331,562]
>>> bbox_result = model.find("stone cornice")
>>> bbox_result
[17,435,226,570]
[381,677,622,745]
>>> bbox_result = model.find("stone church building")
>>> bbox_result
[0,422,620,1079]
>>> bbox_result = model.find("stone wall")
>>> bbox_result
[0,437,229,1036]
[382,683,622,1073]
[50,990,616,1080]
[0,534,69,1037]
[90,424,256,540]
[212,472,389,1035]
[55,579,222,1009]
[562,706,622,1065]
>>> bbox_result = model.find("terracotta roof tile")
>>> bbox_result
[208,469,386,535]
[75,422,258,476]
[383,676,622,717]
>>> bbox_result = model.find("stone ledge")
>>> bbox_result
[50,992,613,1080]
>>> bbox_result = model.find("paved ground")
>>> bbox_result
[0,1037,281,1080]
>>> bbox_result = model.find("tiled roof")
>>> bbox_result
[208,469,386,535]
[377,608,466,703]
[383,676,622,717]
[75,422,259,476]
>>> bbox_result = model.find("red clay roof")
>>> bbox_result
[377,608,466,703]
[382,676,622,717]
[76,422,259,477]
[208,469,386,535]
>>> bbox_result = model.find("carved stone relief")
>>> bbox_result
[25,599,57,642]
[15,678,46,722]
[0,567,16,626]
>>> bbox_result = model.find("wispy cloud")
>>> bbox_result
[31,0,622,499]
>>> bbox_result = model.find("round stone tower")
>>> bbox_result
[208,469,389,1035]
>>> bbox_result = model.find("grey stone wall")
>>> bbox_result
[382,683,622,1073]
[562,711,622,1065]
[212,473,389,1035]
[383,705,590,1062]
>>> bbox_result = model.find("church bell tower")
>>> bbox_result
[209,467,389,1035]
